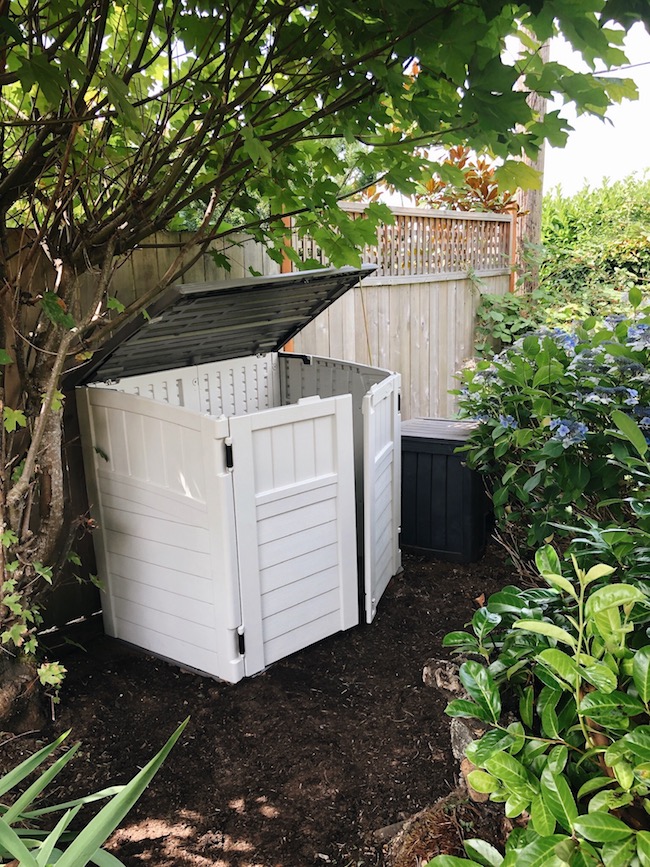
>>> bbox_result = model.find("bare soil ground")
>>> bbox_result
[0,546,514,866]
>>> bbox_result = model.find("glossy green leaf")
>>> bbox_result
[538,686,562,739]
[578,659,618,694]
[579,691,645,724]
[576,776,615,800]
[612,409,648,458]
[540,768,578,832]
[621,727,650,762]
[637,831,650,867]
[515,834,569,867]
[459,661,501,723]
[633,646,650,705]
[573,813,633,843]
[519,686,534,729]
[445,699,492,723]
[600,835,636,867]
[537,649,581,688]
[530,794,556,836]
[547,745,568,775]
[463,838,504,867]
[426,857,483,867]
[513,620,576,648]
[585,585,645,619]
[484,752,538,797]
[467,770,501,794]
[466,730,515,765]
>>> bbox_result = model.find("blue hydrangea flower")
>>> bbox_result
[627,324,650,351]
[552,328,579,355]
[625,388,640,406]
[604,315,627,330]
[499,414,518,429]
[549,417,588,448]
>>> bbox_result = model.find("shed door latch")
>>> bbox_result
[225,438,234,469]
[237,628,245,655]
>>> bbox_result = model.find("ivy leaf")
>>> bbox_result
[3,407,27,433]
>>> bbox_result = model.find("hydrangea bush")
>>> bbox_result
[456,294,650,557]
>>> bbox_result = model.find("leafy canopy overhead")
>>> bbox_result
[0,0,642,282]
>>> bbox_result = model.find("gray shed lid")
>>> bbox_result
[69,265,375,385]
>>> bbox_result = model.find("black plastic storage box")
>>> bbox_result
[400,418,491,562]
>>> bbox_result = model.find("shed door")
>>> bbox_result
[363,373,401,623]
[229,395,359,676]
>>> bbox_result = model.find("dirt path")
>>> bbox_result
[1,548,513,866]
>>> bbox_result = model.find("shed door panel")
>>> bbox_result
[363,374,401,623]
[229,395,358,676]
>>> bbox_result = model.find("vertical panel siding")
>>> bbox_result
[293,273,509,419]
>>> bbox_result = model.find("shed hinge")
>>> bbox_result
[225,438,234,469]
[238,630,245,655]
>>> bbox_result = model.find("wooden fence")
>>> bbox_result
[293,203,513,279]
[100,206,513,420]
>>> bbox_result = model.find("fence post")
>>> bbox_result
[507,203,519,293]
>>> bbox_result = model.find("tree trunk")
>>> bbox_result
[0,652,46,733]
[516,41,551,293]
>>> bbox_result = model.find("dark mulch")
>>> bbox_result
[0,546,514,866]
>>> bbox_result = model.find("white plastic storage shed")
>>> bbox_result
[73,266,401,684]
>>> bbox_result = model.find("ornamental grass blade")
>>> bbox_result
[0,731,70,798]
[3,742,80,824]
[36,806,81,867]
[54,718,188,867]
[23,785,125,818]
[0,816,39,867]
[89,847,128,866]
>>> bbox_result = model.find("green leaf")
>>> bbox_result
[579,691,645,724]
[611,409,648,458]
[466,730,515,765]
[578,658,618,694]
[54,719,189,867]
[628,285,643,309]
[538,686,562,739]
[519,686,534,729]
[0,348,13,365]
[427,857,483,866]
[484,753,538,797]
[459,661,501,723]
[463,838,504,867]
[467,770,501,794]
[443,631,480,650]
[540,768,578,832]
[514,834,569,867]
[577,777,615,800]
[583,564,616,585]
[537,649,581,689]
[637,831,650,867]
[445,699,492,723]
[36,806,81,867]
[573,813,634,843]
[3,407,27,433]
[535,545,562,577]
[601,837,636,867]
[547,746,568,775]
[0,818,39,867]
[513,620,576,648]
[620,726,650,762]
[633,646,650,705]
[530,794,556,836]
[585,585,645,618]
[40,292,76,330]
[0,731,70,798]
